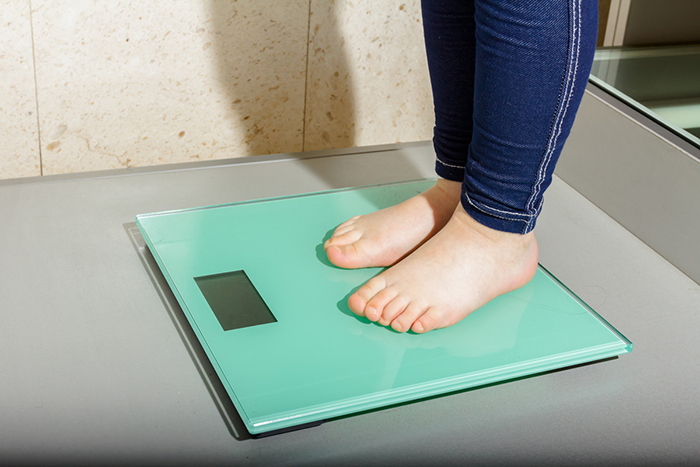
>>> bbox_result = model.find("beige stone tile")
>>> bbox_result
[304,0,434,151]
[33,0,309,175]
[0,1,41,179]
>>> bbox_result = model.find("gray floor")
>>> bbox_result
[1,142,699,466]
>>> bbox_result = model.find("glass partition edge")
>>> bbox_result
[588,75,700,148]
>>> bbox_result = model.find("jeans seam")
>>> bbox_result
[464,191,533,220]
[525,0,581,231]
[464,197,529,229]
[436,158,465,169]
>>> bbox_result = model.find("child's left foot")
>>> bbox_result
[348,206,539,333]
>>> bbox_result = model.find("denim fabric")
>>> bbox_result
[422,0,598,234]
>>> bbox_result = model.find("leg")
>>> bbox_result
[323,0,476,269]
[349,0,598,332]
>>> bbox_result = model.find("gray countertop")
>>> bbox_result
[2,141,699,466]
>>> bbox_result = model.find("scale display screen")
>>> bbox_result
[136,180,632,436]
[195,271,276,331]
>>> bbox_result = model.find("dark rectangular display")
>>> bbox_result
[195,270,276,331]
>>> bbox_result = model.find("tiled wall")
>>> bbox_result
[0,0,434,180]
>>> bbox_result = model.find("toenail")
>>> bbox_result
[366,306,377,320]
[392,321,402,332]
[413,321,424,332]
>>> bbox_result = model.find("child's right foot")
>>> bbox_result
[324,179,462,269]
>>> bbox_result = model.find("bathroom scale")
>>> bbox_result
[136,179,632,437]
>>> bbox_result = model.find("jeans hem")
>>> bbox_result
[461,193,535,235]
[435,158,465,182]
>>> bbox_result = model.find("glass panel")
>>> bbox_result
[591,45,700,147]
[137,180,632,435]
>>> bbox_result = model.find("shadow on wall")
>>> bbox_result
[208,0,356,158]
[303,0,356,151]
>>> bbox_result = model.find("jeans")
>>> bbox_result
[422,0,598,234]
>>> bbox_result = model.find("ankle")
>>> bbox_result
[452,205,536,248]
[434,178,462,201]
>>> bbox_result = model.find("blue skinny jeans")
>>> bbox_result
[422,0,598,234]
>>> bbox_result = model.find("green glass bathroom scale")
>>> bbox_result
[136,180,632,437]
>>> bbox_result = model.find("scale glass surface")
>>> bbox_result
[136,180,632,436]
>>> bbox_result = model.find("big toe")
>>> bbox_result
[326,239,375,269]
[324,228,362,250]
[327,243,359,268]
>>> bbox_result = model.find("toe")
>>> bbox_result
[391,301,429,333]
[364,287,398,322]
[347,291,368,316]
[411,307,443,333]
[326,243,362,268]
[337,215,361,230]
[348,276,387,316]
[331,224,356,238]
[377,295,410,326]
[326,237,380,268]
[324,229,362,249]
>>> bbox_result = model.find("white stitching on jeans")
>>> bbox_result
[463,191,533,220]
[528,0,581,229]
[525,0,581,230]
[464,195,529,225]
[436,158,465,169]
[527,0,579,226]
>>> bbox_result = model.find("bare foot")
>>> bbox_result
[324,179,461,269]
[347,206,539,333]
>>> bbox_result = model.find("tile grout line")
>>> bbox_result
[28,0,43,176]
[300,0,312,152]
